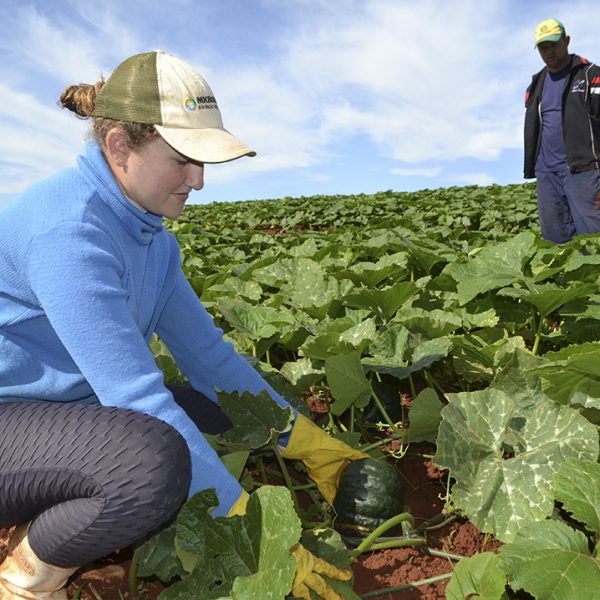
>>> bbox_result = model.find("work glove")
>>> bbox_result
[227,491,352,600]
[282,414,368,504]
[290,543,352,600]
[226,489,251,517]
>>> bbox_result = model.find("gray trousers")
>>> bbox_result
[536,169,600,243]
[0,388,232,568]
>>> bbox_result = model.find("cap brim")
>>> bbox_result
[154,125,256,164]
[535,33,562,46]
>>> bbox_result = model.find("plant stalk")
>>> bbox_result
[350,512,415,560]
[271,443,303,518]
[128,548,140,599]
[360,431,405,453]
[370,388,401,434]
[360,537,426,553]
[359,572,453,598]
[532,309,543,355]
[407,374,417,400]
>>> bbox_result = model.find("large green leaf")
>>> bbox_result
[433,388,599,542]
[497,282,597,318]
[490,348,545,405]
[363,335,451,380]
[499,520,600,599]
[284,273,352,317]
[135,524,186,583]
[219,390,295,449]
[324,351,372,415]
[338,318,377,353]
[205,277,264,302]
[251,257,324,288]
[366,324,410,362]
[334,251,409,287]
[217,298,296,340]
[534,343,600,407]
[445,552,509,600]
[406,387,443,444]
[280,358,324,393]
[341,280,418,321]
[231,487,300,599]
[444,231,536,305]
[554,459,600,534]
[165,487,300,600]
[298,317,357,360]
[393,306,462,338]
[452,331,526,385]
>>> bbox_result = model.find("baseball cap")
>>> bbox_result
[94,50,256,164]
[534,18,566,46]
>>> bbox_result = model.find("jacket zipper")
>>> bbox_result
[585,65,600,165]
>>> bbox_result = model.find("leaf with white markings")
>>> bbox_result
[433,388,599,542]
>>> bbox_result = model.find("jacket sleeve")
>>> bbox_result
[154,268,292,411]
[25,221,244,515]
[523,78,540,180]
[587,65,600,120]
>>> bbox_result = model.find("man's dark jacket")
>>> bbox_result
[524,55,600,179]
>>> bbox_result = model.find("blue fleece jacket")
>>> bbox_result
[0,142,292,516]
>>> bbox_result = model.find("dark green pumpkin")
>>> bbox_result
[333,457,405,538]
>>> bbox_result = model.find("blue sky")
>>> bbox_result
[1,0,600,208]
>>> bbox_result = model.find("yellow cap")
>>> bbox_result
[534,18,566,47]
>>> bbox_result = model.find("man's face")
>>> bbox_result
[537,35,571,73]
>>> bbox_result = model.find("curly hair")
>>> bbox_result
[58,80,160,149]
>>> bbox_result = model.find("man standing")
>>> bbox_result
[524,18,600,243]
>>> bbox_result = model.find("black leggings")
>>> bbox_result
[0,387,232,568]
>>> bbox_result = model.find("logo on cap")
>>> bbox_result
[184,96,197,111]
[183,95,217,111]
[534,18,565,46]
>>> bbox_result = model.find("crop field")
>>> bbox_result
[136,182,599,599]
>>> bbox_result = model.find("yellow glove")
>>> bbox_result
[283,414,368,504]
[291,543,352,600]
[226,490,250,517]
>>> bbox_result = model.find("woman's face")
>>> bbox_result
[115,136,205,219]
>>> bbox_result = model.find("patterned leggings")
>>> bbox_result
[0,387,232,568]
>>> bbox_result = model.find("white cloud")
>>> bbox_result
[0,83,89,192]
[1,0,600,202]
[0,5,140,85]
[391,166,442,178]
[451,172,497,187]
[274,0,527,164]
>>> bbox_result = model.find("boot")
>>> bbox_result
[0,525,78,600]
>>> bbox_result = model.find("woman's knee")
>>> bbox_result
[118,411,192,522]
[0,404,193,566]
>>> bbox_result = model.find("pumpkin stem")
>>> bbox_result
[350,512,417,560]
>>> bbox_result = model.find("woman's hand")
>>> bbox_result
[283,414,368,504]
[290,543,352,600]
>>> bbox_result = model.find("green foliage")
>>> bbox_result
[445,552,509,600]
[154,486,300,599]
[433,385,598,543]
[145,182,600,599]
[219,390,294,449]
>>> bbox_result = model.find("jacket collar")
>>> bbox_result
[533,54,588,82]
[77,142,164,245]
